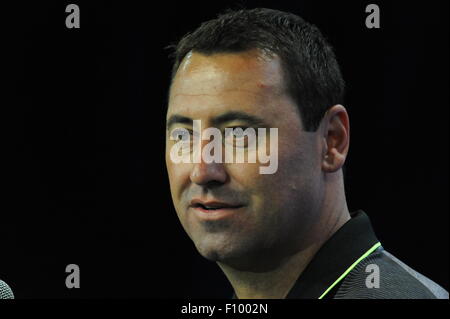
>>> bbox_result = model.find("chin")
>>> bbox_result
[195,242,232,262]
[194,237,268,270]
[194,237,244,263]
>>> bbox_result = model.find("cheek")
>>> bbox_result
[165,159,192,203]
[225,162,261,186]
[262,138,316,201]
[226,162,267,206]
[227,163,275,210]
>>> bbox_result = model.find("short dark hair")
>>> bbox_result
[168,8,345,132]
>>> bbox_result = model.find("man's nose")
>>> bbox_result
[190,154,228,186]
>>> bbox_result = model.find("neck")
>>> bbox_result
[219,179,351,299]
[218,242,321,299]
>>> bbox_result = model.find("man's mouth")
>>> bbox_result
[189,199,244,214]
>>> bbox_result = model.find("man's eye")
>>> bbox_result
[170,128,191,141]
[224,127,248,139]
[224,127,256,148]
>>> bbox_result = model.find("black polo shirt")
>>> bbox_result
[232,210,448,299]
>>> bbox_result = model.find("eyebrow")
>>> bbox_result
[211,111,268,127]
[166,114,192,130]
[166,111,268,130]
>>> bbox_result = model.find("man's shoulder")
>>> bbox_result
[333,247,449,299]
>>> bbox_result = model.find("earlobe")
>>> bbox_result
[323,148,346,173]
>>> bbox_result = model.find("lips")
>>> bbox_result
[190,199,244,212]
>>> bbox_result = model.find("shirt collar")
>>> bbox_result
[286,210,380,299]
[230,210,380,299]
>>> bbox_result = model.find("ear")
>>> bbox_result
[320,105,350,173]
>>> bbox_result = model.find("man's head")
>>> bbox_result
[169,8,345,132]
[165,8,350,270]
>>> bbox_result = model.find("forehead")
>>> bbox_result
[168,50,290,119]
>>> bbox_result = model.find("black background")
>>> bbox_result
[3,0,448,298]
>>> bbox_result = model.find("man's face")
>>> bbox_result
[165,50,324,269]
